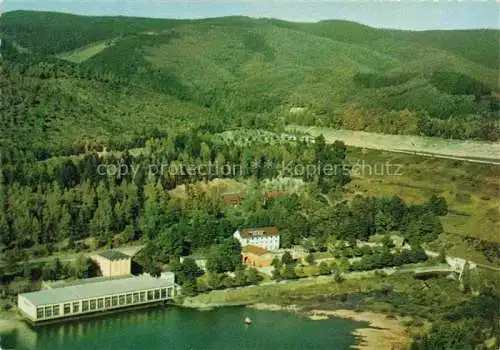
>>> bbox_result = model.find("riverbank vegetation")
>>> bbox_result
[183,270,500,349]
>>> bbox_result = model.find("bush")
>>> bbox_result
[2,301,13,311]
[305,253,315,265]
[455,192,471,204]
[333,269,344,283]
[374,270,387,278]
[319,262,330,275]
[378,284,394,295]
[31,245,50,258]
[282,265,298,280]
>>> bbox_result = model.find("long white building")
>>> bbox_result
[233,226,280,251]
[18,273,177,323]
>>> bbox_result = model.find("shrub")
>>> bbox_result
[455,192,471,204]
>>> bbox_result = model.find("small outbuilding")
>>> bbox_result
[92,250,132,277]
[241,245,275,268]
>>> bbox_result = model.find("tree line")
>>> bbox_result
[1,130,447,273]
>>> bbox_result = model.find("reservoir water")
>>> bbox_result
[1,306,364,350]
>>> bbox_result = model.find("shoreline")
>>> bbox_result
[247,303,409,350]
[2,299,409,350]
[0,313,26,334]
[179,299,253,309]
[307,309,409,350]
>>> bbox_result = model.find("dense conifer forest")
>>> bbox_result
[0,11,499,349]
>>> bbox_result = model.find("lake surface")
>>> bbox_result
[1,306,364,350]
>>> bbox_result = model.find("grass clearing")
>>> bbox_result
[57,41,111,63]
[184,274,376,306]
[169,179,247,200]
[183,272,453,309]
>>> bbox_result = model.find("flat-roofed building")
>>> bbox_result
[233,226,280,251]
[92,250,131,277]
[241,245,275,268]
[18,273,177,323]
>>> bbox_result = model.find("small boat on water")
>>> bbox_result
[244,317,252,324]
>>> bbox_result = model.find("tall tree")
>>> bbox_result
[281,251,294,265]
[462,261,471,294]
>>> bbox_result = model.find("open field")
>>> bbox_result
[169,178,246,200]
[182,273,390,307]
[346,147,499,237]
[57,41,110,63]
[287,125,500,165]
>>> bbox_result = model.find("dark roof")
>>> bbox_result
[97,250,131,261]
[239,226,279,238]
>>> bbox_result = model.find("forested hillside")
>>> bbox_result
[0,38,215,157]
[0,10,499,159]
[1,12,499,349]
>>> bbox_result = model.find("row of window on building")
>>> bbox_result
[36,287,174,320]
[250,237,278,241]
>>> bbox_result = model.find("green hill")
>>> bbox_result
[0,40,213,156]
[0,10,188,55]
[392,29,500,70]
[1,10,498,156]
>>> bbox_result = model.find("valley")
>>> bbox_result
[0,9,499,350]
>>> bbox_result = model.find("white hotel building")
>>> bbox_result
[233,226,280,251]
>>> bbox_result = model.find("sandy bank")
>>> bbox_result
[248,303,300,312]
[247,304,408,350]
[180,299,253,309]
[308,309,409,350]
